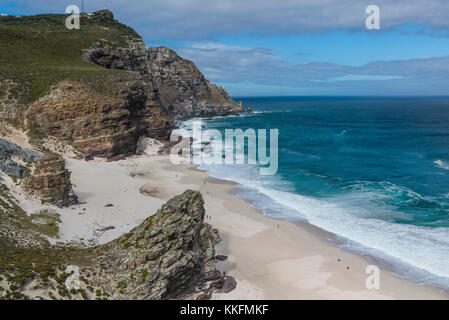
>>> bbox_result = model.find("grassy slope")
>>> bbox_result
[0,11,139,103]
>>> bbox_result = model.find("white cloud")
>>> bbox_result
[174,43,449,95]
[10,0,449,40]
[328,75,405,81]
[8,0,449,94]
[189,42,252,50]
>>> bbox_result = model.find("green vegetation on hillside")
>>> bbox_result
[0,236,97,300]
[0,11,139,103]
[0,183,94,299]
[30,210,61,237]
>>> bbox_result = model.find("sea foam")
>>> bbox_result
[201,161,449,289]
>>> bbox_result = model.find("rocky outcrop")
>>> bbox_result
[83,32,243,129]
[0,190,225,300]
[0,138,42,178]
[148,47,243,119]
[24,155,77,207]
[0,138,76,207]
[93,190,223,299]
[83,39,149,77]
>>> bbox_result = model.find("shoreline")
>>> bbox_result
[135,154,448,299]
[5,138,447,299]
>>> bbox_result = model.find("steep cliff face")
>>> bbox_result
[25,78,171,159]
[83,24,243,122]
[81,12,151,79]
[148,47,243,119]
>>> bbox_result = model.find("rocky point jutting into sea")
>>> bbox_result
[0,9,242,300]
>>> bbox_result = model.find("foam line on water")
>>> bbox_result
[199,161,449,289]
[180,118,449,289]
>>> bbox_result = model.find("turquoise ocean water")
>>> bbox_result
[181,96,449,290]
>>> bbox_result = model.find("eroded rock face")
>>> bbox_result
[148,47,244,119]
[85,41,244,122]
[24,155,77,207]
[25,79,172,159]
[94,190,223,300]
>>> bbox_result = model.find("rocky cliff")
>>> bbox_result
[82,14,243,121]
[0,138,77,207]
[1,9,242,159]
[148,47,243,119]
[25,78,171,159]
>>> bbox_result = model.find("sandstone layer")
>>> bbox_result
[24,155,78,207]
[25,79,172,159]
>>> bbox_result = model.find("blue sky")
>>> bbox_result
[2,0,449,96]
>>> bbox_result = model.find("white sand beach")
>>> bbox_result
[44,152,447,300]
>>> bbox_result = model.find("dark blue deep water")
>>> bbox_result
[185,97,449,288]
